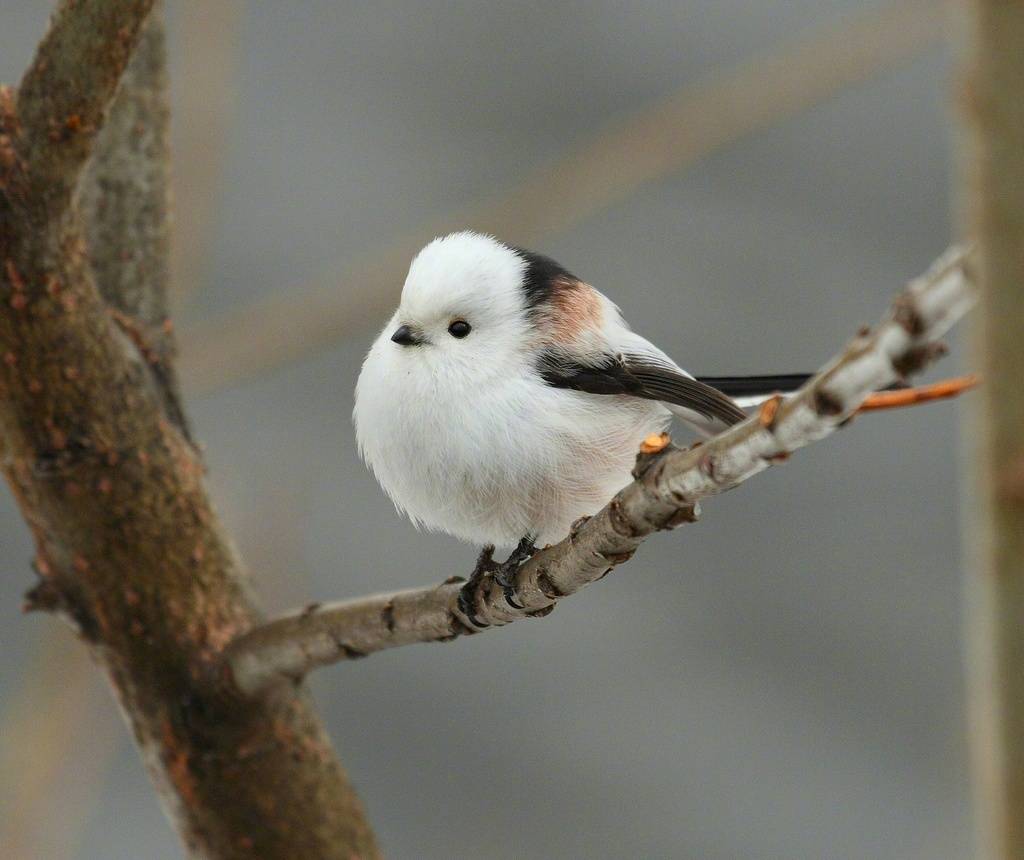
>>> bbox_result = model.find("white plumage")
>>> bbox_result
[354,231,740,548]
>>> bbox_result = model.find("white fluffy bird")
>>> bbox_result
[355,231,809,579]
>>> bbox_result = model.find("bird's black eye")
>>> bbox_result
[448,320,472,339]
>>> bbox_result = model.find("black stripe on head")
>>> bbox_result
[509,245,579,317]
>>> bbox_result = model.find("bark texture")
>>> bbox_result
[223,248,974,697]
[963,2,1024,857]
[0,3,378,858]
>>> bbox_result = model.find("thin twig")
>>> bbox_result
[178,0,947,395]
[222,246,975,698]
[858,374,979,412]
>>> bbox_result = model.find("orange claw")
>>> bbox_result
[857,374,979,413]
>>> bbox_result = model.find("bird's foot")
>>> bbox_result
[492,536,536,589]
[458,538,536,624]
[472,544,498,578]
[458,545,497,626]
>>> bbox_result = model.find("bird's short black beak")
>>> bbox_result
[391,325,421,346]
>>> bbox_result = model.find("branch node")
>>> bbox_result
[336,641,367,661]
[891,294,926,336]
[698,452,719,481]
[598,548,636,565]
[659,504,701,529]
[381,600,396,633]
[568,515,591,541]
[607,497,641,538]
[633,434,673,479]
[535,569,566,600]
[813,388,844,417]
[640,432,671,454]
[758,394,784,430]
[891,341,948,378]
[22,577,61,613]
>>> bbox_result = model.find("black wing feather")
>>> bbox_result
[538,350,747,427]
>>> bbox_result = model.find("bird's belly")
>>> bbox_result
[379,383,669,548]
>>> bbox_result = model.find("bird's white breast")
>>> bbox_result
[354,336,669,548]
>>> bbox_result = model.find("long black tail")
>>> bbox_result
[695,374,812,397]
[697,374,905,398]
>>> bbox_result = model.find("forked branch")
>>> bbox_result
[223,246,976,698]
[1,3,380,856]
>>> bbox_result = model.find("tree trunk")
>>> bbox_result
[962,2,1024,857]
[0,3,379,857]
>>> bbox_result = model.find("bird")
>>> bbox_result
[354,230,816,591]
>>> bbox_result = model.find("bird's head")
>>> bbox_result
[381,231,546,382]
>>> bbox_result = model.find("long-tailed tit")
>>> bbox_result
[354,231,816,585]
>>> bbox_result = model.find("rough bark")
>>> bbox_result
[79,4,189,438]
[962,2,1024,857]
[0,3,378,858]
[223,248,974,697]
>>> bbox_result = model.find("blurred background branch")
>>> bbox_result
[0,635,117,860]
[177,0,947,396]
[963,1,1024,857]
[169,0,243,309]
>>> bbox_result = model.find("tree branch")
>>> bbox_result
[13,0,158,218]
[80,5,170,330]
[1,3,379,856]
[78,3,191,438]
[223,246,975,698]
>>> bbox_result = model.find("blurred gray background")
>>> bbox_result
[0,2,971,858]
